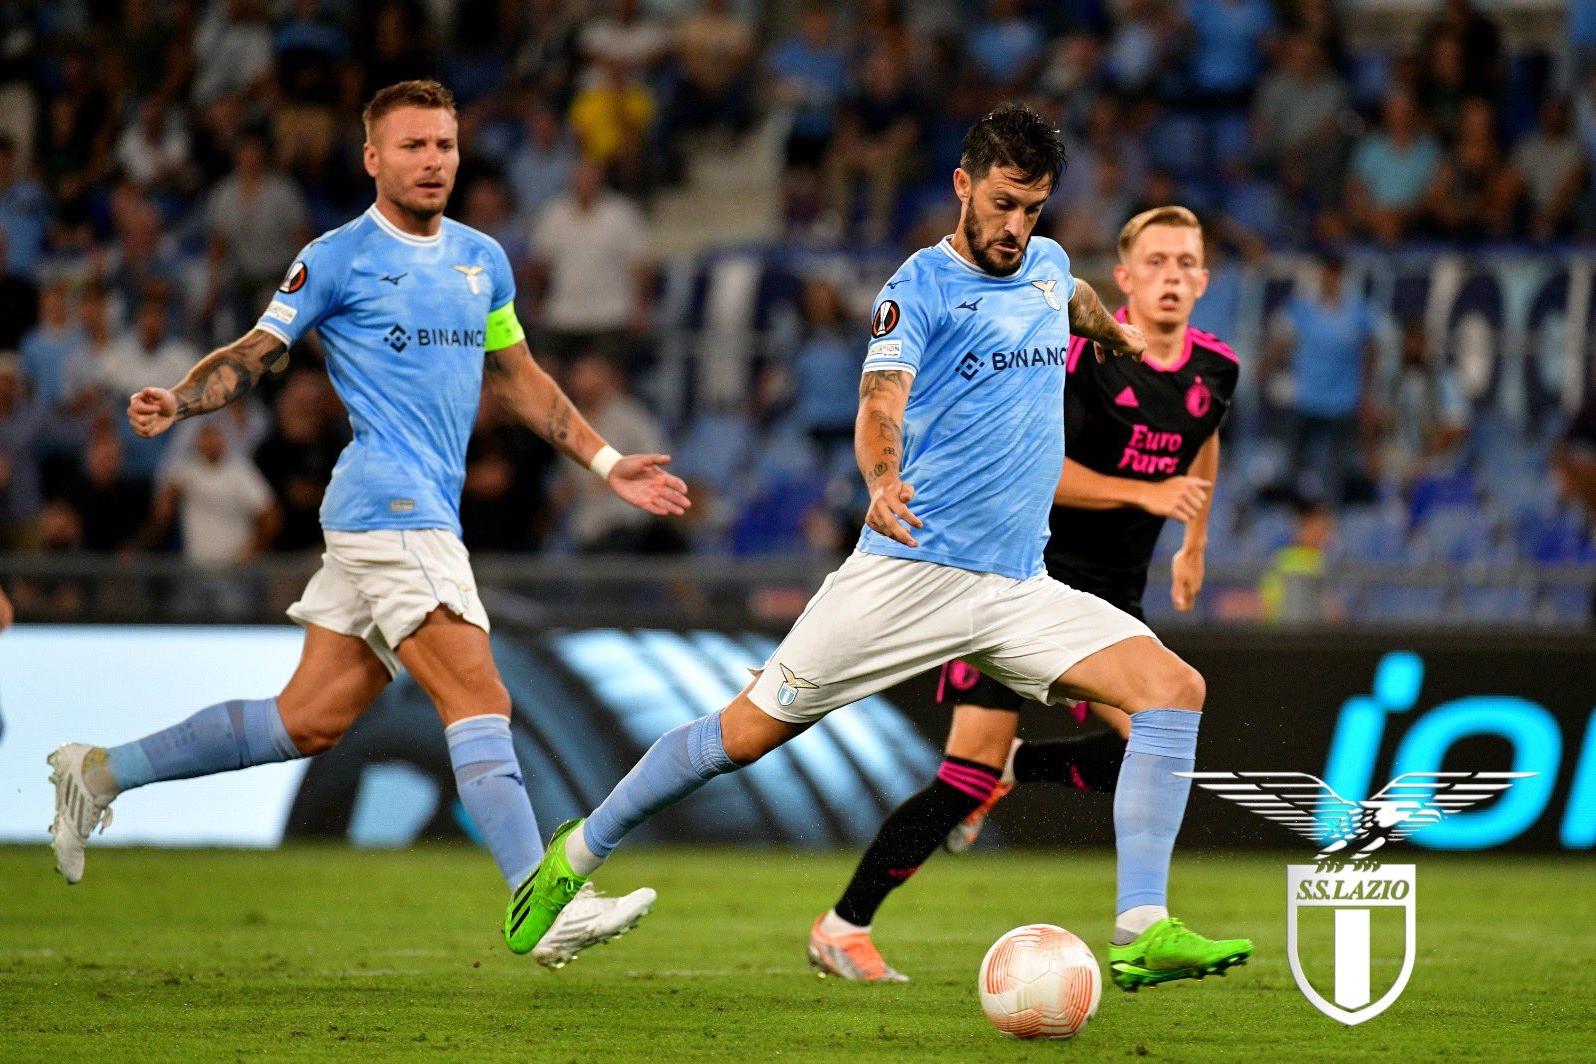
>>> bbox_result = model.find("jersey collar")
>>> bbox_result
[366,204,443,246]
[936,236,1028,280]
[1116,305,1193,373]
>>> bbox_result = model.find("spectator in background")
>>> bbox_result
[60,284,116,419]
[115,99,194,197]
[506,100,576,226]
[0,355,45,547]
[0,133,50,279]
[765,4,849,233]
[558,354,683,554]
[1258,498,1336,623]
[1374,318,1468,485]
[667,0,757,144]
[361,1,437,97]
[1424,98,1514,241]
[1504,97,1589,241]
[1425,0,1503,97]
[1054,154,1134,256]
[192,0,275,108]
[528,156,653,369]
[19,276,82,409]
[514,0,583,101]
[203,131,310,341]
[1058,97,1148,211]
[1183,0,1277,103]
[567,56,656,193]
[1267,250,1378,503]
[253,368,342,552]
[150,422,279,565]
[1420,32,1471,142]
[968,0,1047,96]
[63,427,151,554]
[1346,88,1443,244]
[1106,0,1180,98]
[103,200,184,322]
[581,0,670,78]
[90,292,201,479]
[459,173,526,267]
[0,228,38,352]
[1251,34,1349,205]
[461,391,556,552]
[785,276,858,463]
[827,47,923,243]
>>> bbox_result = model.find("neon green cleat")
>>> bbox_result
[1107,917,1252,992]
[504,819,589,958]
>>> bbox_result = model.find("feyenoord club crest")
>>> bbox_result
[1181,771,1532,1025]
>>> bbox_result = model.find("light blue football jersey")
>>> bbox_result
[254,206,516,534]
[857,235,1077,579]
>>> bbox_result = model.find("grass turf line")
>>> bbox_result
[1,845,1591,1061]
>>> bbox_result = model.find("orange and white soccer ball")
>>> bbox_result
[977,924,1102,1040]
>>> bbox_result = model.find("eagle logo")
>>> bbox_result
[1030,278,1062,311]
[1179,771,1532,871]
[776,663,818,707]
[452,264,486,296]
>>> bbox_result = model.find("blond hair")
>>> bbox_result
[362,80,457,140]
[1117,205,1203,262]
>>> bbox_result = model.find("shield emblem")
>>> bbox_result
[1287,864,1417,1026]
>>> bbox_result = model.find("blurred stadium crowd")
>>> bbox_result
[0,0,1594,623]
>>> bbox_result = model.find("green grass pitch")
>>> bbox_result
[2,846,1591,1061]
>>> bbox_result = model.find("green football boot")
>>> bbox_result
[1107,917,1252,991]
[504,819,589,957]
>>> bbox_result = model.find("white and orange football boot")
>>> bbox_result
[944,738,1020,854]
[807,913,909,983]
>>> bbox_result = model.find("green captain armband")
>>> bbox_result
[485,301,526,351]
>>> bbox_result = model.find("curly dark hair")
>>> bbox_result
[959,103,1067,190]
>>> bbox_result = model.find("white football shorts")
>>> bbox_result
[749,551,1154,724]
[287,529,490,677]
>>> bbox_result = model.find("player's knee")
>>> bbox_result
[1156,661,1205,712]
[284,716,345,756]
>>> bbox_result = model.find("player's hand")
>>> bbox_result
[1093,321,1148,363]
[608,453,690,516]
[127,387,179,438]
[866,476,923,548]
[1138,476,1210,522]
[1171,546,1205,612]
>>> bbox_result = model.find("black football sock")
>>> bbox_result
[832,756,1002,927]
[1010,728,1126,792]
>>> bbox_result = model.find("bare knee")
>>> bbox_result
[1151,660,1205,712]
[282,713,346,756]
[719,695,803,765]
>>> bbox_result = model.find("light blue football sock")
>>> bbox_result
[105,697,302,793]
[1114,709,1201,916]
[583,711,738,860]
[446,714,543,888]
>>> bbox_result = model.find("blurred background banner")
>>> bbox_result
[4,623,1590,852]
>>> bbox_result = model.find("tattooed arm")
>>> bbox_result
[856,369,922,547]
[1067,278,1147,361]
[483,340,688,516]
[127,329,285,439]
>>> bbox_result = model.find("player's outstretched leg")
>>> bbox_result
[508,696,799,962]
[1055,638,1252,990]
[49,698,303,884]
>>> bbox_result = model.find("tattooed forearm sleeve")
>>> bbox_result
[171,330,285,420]
[1065,278,1126,348]
[856,369,910,486]
[484,339,607,466]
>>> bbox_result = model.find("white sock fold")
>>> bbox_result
[820,908,869,936]
[1116,904,1169,937]
[565,822,605,876]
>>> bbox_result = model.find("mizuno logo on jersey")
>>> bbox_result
[1031,278,1062,311]
[379,272,407,285]
[956,298,982,313]
[452,264,486,295]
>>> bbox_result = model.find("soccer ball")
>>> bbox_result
[977,924,1102,1039]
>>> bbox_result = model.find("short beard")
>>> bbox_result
[390,189,447,223]
[961,211,1023,277]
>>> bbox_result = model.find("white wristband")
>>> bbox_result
[588,444,623,480]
